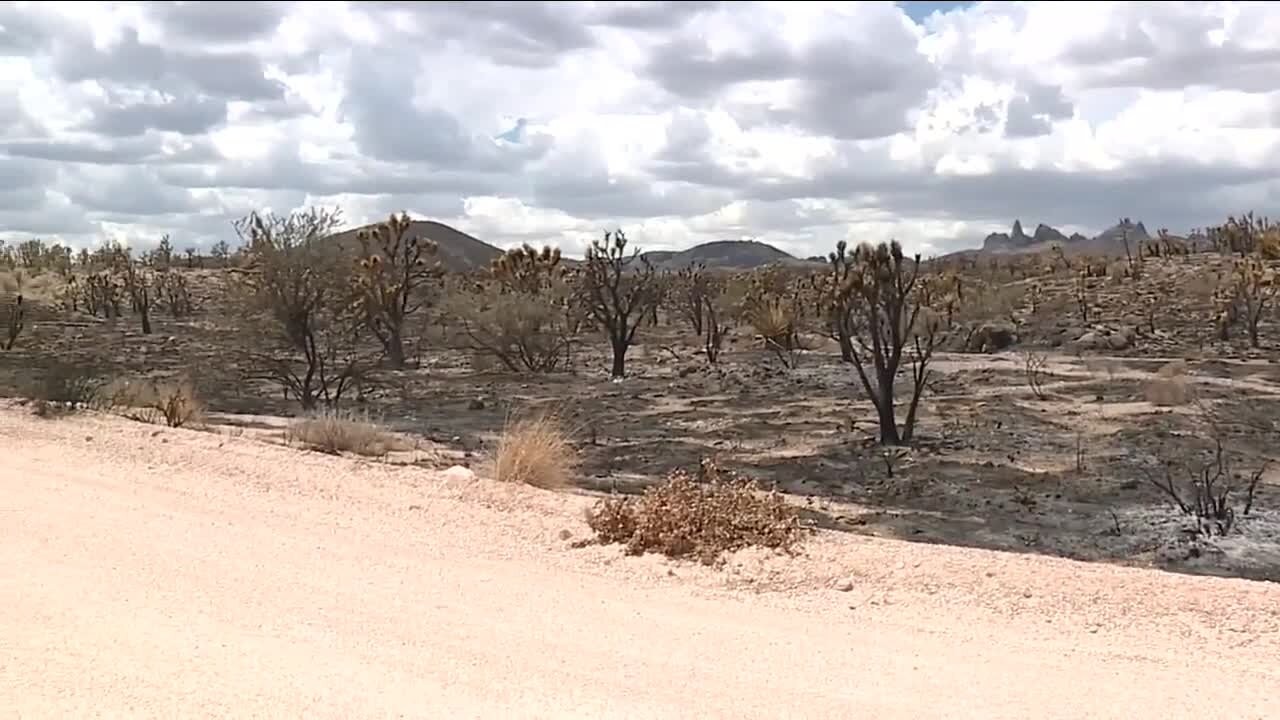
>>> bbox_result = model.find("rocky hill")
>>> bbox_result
[978,219,1153,257]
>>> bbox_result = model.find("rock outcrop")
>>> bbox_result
[978,218,1152,257]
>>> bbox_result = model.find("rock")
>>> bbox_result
[967,322,1017,353]
[1075,331,1107,350]
[1106,332,1130,350]
[467,397,486,410]
[440,465,476,483]
[834,578,855,592]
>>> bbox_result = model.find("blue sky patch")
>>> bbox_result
[898,1,976,23]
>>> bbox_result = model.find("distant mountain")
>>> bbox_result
[329,219,503,272]
[327,223,819,274]
[639,240,817,271]
[975,218,1152,257]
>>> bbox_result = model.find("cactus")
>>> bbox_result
[1119,217,1141,279]
[1210,212,1275,257]
[740,266,804,364]
[350,212,443,368]
[451,245,579,374]
[821,240,857,362]
[80,271,123,318]
[840,240,939,446]
[490,243,562,294]
[1026,280,1044,315]
[1230,255,1276,348]
[150,234,175,270]
[575,229,661,378]
[2,294,23,350]
[669,261,711,337]
[701,287,728,365]
[1074,270,1091,323]
[155,270,194,317]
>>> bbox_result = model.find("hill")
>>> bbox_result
[638,240,817,271]
[329,222,812,274]
[329,220,503,273]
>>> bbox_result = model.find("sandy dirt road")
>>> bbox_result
[2,407,1278,719]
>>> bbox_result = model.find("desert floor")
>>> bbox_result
[6,305,1280,582]
[3,406,1278,719]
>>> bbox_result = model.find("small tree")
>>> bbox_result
[577,229,661,378]
[701,280,729,365]
[1230,256,1276,348]
[232,207,371,410]
[843,240,940,446]
[350,212,442,368]
[2,294,22,350]
[120,252,156,335]
[210,240,231,267]
[151,234,175,270]
[670,262,711,337]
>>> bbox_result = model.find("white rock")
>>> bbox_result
[440,465,476,482]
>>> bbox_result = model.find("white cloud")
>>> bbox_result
[2,0,1279,257]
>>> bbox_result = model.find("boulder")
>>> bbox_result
[967,322,1018,353]
[440,465,477,483]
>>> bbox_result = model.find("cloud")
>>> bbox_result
[1,0,1279,257]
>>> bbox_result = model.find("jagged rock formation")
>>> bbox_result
[1091,218,1151,253]
[979,218,1153,257]
[1032,224,1068,246]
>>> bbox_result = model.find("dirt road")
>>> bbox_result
[2,406,1277,719]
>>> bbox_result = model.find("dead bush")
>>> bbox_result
[100,376,203,428]
[38,361,104,410]
[1144,362,1192,406]
[1022,350,1049,400]
[285,409,400,456]
[450,282,577,373]
[1144,437,1265,537]
[232,207,374,410]
[493,412,578,489]
[586,459,804,564]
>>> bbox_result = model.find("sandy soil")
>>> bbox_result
[2,406,1278,719]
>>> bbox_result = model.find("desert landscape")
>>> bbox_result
[3,210,1280,715]
[2,211,1278,578]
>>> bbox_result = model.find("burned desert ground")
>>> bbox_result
[3,217,1280,580]
[3,214,1280,716]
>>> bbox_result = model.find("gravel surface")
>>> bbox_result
[2,405,1277,719]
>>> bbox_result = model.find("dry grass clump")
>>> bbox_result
[100,376,204,428]
[285,409,400,456]
[493,412,578,489]
[1144,361,1192,407]
[586,459,805,564]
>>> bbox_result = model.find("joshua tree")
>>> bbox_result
[577,229,661,378]
[350,212,442,367]
[842,240,940,445]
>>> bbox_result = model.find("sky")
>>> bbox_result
[2,1,1280,259]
